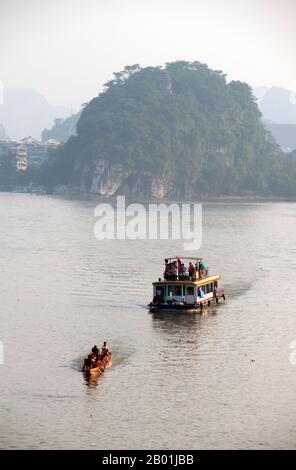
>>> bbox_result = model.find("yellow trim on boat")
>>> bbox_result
[194,275,221,286]
[153,275,221,286]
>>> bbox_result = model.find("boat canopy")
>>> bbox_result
[165,256,203,262]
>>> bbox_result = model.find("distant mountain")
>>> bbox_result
[263,121,296,152]
[252,87,296,151]
[253,87,268,104]
[253,86,296,124]
[41,112,81,143]
[0,88,71,140]
[0,123,10,140]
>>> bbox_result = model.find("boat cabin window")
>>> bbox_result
[186,286,194,296]
[168,285,182,297]
[155,286,165,299]
[204,283,213,293]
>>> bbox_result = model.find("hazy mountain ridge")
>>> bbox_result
[254,86,296,124]
[41,112,81,143]
[263,121,296,152]
[0,88,71,140]
[253,87,296,151]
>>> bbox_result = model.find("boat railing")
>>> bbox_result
[163,267,209,282]
[162,257,209,282]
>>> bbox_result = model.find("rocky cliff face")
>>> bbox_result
[77,160,171,198]
[89,160,130,196]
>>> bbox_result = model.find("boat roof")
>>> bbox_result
[165,256,203,262]
[153,275,221,286]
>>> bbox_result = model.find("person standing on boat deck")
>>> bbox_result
[188,262,194,279]
[195,262,199,280]
[200,261,207,277]
[179,261,187,274]
[164,259,170,280]
[172,261,177,280]
[177,258,183,272]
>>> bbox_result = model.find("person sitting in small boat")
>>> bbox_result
[101,341,109,360]
[101,341,109,354]
[82,358,88,372]
[101,342,111,361]
[91,352,100,368]
[92,345,99,359]
[82,354,93,371]
[88,352,94,362]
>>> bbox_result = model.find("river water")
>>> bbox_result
[0,193,295,449]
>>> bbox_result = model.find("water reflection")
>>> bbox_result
[150,309,217,334]
[83,371,101,389]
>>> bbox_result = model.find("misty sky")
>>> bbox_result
[0,0,295,110]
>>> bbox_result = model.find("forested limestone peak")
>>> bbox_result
[45,61,295,198]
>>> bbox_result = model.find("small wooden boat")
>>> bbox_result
[82,351,112,376]
[149,256,225,313]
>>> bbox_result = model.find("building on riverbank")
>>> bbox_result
[0,136,61,170]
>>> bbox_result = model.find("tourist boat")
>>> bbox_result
[82,351,112,376]
[149,257,225,312]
